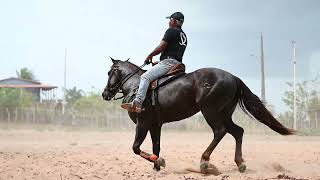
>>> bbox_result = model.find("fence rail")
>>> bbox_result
[0,107,319,134]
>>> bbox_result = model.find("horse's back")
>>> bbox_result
[157,67,238,123]
[192,67,237,84]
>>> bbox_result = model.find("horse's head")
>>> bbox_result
[102,57,131,101]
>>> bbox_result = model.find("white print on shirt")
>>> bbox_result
[179,32,187,46]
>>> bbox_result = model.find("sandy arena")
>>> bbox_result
[0,130,319,180]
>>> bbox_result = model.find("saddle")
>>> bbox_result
[149,63,186,90]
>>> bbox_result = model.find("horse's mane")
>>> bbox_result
[125,61,139,69]
[124,61,146,73]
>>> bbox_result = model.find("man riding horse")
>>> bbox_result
[102,12,294,173]
[121,12,187,113]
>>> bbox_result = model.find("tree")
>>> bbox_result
[65,87,84,105]
[0,88,34,109]
[72,91,120,114]
[16,67,37,81]
[281,75,320,128]
[282,76,320,112]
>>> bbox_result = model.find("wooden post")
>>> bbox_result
[6,108,10,124]
[96,115,99,128]
[15,107,18,123]
[32,107,36,124]
[40,88,43,103]
[315,111,318,129]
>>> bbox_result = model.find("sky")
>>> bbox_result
[0,0,319,113]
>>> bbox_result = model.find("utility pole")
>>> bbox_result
[292,41,297,130]
[260,33,266,102]
[62,48,67,115]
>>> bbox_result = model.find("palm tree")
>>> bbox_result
[65,86,85,105]
[16,67,37,81]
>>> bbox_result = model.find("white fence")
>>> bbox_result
[0,107,319,134]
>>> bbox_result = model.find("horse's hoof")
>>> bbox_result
[155,157,166,168]
[153,164,160,171]
[156,157,166,167]
[238,163,246,173]
[200,162,209,173]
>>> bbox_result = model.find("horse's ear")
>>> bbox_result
[109,56,117,64]
[125,58,130,62]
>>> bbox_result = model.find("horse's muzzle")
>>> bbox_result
[102,91,112,101]
[102,89,117,101]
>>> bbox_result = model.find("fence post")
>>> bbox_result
[15,107,18,123]
[0,109,2,122]
[6,108,10,124]
[103,110,109,129]
[315,111,318,129]
[32,107,36,124]
[95,115,98,128]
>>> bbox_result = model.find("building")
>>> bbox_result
[0,77,58,102]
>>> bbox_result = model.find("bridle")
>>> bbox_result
[105,63,147,100]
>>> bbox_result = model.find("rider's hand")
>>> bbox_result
[144,55,153,64]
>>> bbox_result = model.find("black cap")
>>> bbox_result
[166,12,184,23]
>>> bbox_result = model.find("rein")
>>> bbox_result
[107,63,147,100]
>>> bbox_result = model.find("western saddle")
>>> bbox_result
[150,63,186,90]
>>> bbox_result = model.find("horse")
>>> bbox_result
[102,57,294,173]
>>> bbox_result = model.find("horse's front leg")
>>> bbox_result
[150,124,166,171]
[132,120,158,165]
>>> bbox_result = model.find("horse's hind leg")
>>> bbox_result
[225,119,246,173]
[200,110,226,174]
[200,125,226,163]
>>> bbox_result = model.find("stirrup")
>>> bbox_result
[121,102,143,113]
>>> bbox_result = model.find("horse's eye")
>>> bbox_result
[108,71,111,76]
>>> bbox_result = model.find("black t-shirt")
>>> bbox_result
[160,27,187,62]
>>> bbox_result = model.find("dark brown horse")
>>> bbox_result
[102,58,294,173]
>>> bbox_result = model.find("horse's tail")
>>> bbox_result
[235,77,295,135]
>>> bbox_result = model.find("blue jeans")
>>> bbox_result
[134,59,181,104]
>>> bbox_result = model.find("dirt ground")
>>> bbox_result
[0,130,319,180]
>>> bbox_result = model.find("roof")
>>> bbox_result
[0,77,41,84]
[0,84,57,90]
[0,77,57,90]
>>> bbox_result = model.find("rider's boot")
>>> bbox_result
[121,100,142,113]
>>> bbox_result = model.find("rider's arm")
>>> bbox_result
[145,41,168,63]
[147,40,168,58]
[145,28,175,63]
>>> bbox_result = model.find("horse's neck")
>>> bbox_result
[121,70,143,96]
